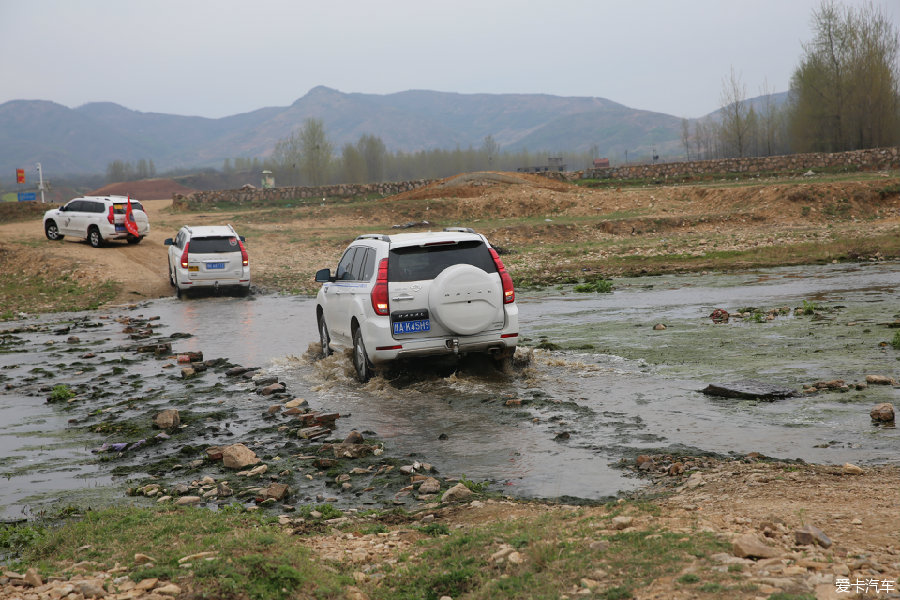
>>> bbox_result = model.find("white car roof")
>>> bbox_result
[183,225,237,237]
[371,231,485,248]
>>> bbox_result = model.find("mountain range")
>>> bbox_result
[0,86,787,177]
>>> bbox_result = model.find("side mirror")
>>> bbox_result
[315,268,334,283]
[58,205,66,211]
[163,238,174,246]
[239,236,246,242]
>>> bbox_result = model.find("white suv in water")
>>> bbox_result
[315,228,518,382]
[43,195,150,247]
[164,225,250,297]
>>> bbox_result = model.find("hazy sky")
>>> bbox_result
[2,0,897,120]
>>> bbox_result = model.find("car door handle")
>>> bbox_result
[392,294,415,301]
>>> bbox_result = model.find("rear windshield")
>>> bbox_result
[388,240,495,282]
[189,236,240,253]
[112,201,144,214]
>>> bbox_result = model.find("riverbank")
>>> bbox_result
[1,170,899,315]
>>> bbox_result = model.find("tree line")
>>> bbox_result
[688,0,899,161]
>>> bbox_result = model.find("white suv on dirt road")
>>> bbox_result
[315,228,518,382]
[164,225,250,298]
[43,195,150,247]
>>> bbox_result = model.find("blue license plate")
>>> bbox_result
[207,262,225,270]
[393,319,430,335]
[115,224,126,232]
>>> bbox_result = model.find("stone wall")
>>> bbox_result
[172,147,900,208]
[173,179,438,209]
[581,146,900,181]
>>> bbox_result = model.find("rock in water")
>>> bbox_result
[701,380,797,400]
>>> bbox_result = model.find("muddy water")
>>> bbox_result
[1,262,898,521]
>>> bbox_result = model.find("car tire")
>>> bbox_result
[167,258,175,287]
[352,327,373,383]
[88,226,103,248]
[428,264,502,335]
[318,314,332,358]
[44,221,64,241]
[127,235,142,244]
[175,284,183,299]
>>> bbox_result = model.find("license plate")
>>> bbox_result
[206,262,225,270]
[115,224,126,232]
[393,319,430,335]
[188,266,199,272]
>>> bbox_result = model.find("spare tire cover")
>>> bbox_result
[428,264,503,335]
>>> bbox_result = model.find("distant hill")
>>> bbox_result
[0,87,787,177]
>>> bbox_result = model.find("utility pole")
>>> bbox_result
[35,163,45,203]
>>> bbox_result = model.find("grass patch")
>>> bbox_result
[892,330,900,350]
[9,505,350,600]
[371,503,730,600]
[47,384,75,403]
[0,269,118,315]
[574,279,614,293]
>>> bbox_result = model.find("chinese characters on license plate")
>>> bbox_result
[393,319,430,335]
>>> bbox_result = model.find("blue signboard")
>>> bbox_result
[17,192,36,202]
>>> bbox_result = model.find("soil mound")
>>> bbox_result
[88,178,198,200]
[391,171,577,201]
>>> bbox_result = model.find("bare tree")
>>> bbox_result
[719,66,752,157]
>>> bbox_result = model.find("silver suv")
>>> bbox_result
[43,195,150,247]
[164,225,250,298]
[315,228,518,382]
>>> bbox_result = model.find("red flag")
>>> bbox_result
[16,169,25,184]
[125,196,139,237]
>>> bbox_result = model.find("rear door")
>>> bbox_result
[387,240,503,340]
[186,236,244,284]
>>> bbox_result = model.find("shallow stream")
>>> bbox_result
[1,261,897,521]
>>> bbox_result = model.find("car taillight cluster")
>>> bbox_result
[180,242,190,268]
[489,248,515,304]
[370,258,390,316]
[238,239,249,266]
[107,206,115,225]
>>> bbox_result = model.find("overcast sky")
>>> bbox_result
[1,0,898,120]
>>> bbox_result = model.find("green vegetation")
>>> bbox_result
[48,384,76,403]
[7,506,349,600]
[0,269,118,315]
[891,330,900,350]
[1,502,742,600]
[574,279,614,293]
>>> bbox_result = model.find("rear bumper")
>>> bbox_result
[365,308,519,364]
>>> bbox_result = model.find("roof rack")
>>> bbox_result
[442,227,475,234]
[356,233,391,243]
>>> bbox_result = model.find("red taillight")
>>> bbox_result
[489,248,515,304]
[107,206,115,224]
[180,242,189,268]
[371,258,389,316]
[238,239,249,266]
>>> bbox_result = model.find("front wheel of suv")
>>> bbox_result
[352,327,373,383]
[45,220,64,241]
[88,226,103,248]
[318,314,332,358]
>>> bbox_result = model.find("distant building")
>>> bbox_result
[517,156,567,173]
[592,158,610,168]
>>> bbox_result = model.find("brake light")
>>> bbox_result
[238,239,249,266]
[489,248,515,304]
[107,205,115,224]
[371,258,389,316]
[180,242,189,268]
